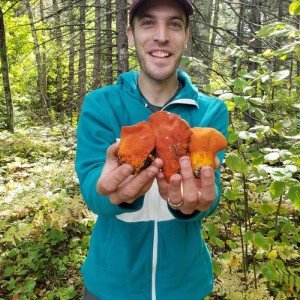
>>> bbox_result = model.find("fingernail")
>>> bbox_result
[203,168,212,177]
[123,165,133,175]
[147,171,155,178]
[157,171,164,179]
[180,156,190,165]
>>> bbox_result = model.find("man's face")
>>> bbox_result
[127,0,189,82]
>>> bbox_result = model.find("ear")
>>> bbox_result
[184,29,190,47]
[126,26,135,47]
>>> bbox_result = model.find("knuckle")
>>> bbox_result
[97,182,110,195]
[122,189,136,200]
[110,196,119,205]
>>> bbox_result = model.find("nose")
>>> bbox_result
[153,23,169,44]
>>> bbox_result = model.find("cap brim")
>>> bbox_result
[130,0,194,22]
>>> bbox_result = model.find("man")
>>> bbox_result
[75,0,229,299]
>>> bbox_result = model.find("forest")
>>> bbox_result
[0,0,299,299]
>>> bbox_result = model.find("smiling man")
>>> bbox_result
[127,0,191,107]
[75,0,229,299]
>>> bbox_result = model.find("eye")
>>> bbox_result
[141,18,154,27]
[170,21,183,30]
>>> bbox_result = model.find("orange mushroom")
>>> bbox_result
[188,127,227,177]
[149,111,192,183]
[118,121,156,174]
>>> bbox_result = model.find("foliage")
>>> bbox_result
[202,16,300,300]
[0,126,95,299]
[1,1,299,299]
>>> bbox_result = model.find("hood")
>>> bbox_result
[116,69,200,101]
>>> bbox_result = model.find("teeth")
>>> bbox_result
[151,51,170,58]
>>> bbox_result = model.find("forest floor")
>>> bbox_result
[0,126,298,299]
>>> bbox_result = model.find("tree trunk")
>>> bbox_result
[232,1,245,78]
[67,0,76,119]
[77,0,87,111]
[39,0,48,110]
[0,6,14,132]
[116,0,128,74]
[296,16,300,94]
[24,0,51,125]
[248,0,262,72]
[207,0,220,72]
[92,0,102,89]
[236,1,245,47]
[105,0,113,84]
[188,0,214,84]
[52,0,64,116]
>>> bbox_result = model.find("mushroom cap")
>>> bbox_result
[149,111,192,182]
[188,127,227,154]
[188,127,227,174]
[118,121,156,173]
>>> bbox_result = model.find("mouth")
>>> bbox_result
[149,51,171,58]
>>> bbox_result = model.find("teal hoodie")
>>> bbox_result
[75,70,229,300]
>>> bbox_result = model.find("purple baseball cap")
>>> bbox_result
[129,0,194,23]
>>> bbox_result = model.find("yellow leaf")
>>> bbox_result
[228,255,239,268]
[268,249,278,260]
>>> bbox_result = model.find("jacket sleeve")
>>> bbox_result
[75,93,144,216]
[168,99,229,222]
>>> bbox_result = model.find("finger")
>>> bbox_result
[132,158,164,198]
[198,166,216,210]
[179,156,198,203]
[97,164,133,195]
[117,160,161,201]
[106,142,119,158]
[135,177,156,200]
[101,142,121,177]
[167,173,182,207]
[215,156,220,169]
[156,171,169,200]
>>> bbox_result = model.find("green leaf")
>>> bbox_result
[226,239,238,250]
[261,263,277,281]
[270,181,285,199]
[205,222,219,236]
[287,184,300,210]
[4,266,15,277]
[212,259,221,276]
[233,78,247,91]
[243,230,253,244]
[289,1,300,15]
[254,232,270,250]
[26,278,36,291]
[223,187,243,201]
[225,153,248,175]
[258,24,276,38]
[220,212,229,223]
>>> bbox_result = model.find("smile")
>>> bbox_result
[150,51,171,58]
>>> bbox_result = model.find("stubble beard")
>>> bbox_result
[135,49,183,82]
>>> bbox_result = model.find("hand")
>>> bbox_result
[157,156,218,215]
[97,142,163,205]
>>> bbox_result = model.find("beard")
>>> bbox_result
[135,47,183,82]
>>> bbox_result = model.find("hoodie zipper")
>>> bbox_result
[151,221,158,300]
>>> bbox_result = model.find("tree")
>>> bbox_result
[77,0,87,111]
[66,0,76,119]
[0,5,14,132]
[24,0,51,124]
[52,0,64,115]
[92,0,103,89]
[188,0,214,84]
[105,0,113,84]
[116,0,128,74]
[248,0,262,72]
